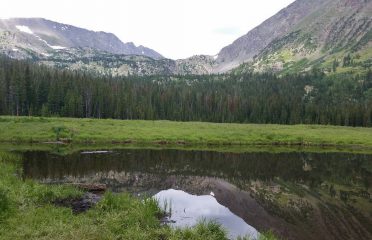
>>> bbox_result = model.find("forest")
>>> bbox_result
[0,56,371,126]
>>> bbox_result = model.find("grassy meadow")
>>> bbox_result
[0,116,371,148]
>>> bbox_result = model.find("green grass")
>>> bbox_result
[0,151,280,240]
[0,116,372,148]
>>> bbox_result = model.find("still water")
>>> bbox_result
[22,149,372,240]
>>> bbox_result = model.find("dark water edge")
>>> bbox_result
[19,147,372,240]
[3,142,372,156]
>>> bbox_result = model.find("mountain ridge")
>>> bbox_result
[216,0,325,71]
[0,18,217,76]
[0,0,371,76]
[0,17,164,60]
[216,0,372,74]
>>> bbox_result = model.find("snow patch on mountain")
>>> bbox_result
[34,34,66,50]
[16,25,33,34]
[50,45,66,50]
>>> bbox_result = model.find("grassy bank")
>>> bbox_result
[0,116,372,148]
[0,151,280,240]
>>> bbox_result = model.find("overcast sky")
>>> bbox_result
[1,0,295,59]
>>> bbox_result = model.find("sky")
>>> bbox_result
[0,0,295,59]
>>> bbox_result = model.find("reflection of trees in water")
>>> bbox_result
[330,185,336,198]
[23,149,372,191]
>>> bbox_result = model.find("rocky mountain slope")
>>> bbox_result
[0,18,216,76]
[36,49,217,76]
[216,0,372,74]
[1,0,370,76]
[0,18,163,59]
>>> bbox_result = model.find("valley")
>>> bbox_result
[0,0,371,239]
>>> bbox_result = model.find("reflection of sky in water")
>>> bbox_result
[154,189,258,240]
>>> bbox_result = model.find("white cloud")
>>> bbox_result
[1,0,295,59]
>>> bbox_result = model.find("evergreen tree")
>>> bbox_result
[0,56,370,126]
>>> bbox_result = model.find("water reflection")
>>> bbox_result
[22,149,372,240]
[155,189,258,240]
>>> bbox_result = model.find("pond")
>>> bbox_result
[21,148,372,240]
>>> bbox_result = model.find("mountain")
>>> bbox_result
[0,18,216,76]
[216,0,372,74]
[1,0,370,76]
[0,18,163,60]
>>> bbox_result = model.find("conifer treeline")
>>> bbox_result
[0,56,371,126]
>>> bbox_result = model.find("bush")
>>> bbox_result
[51,126,73,141]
